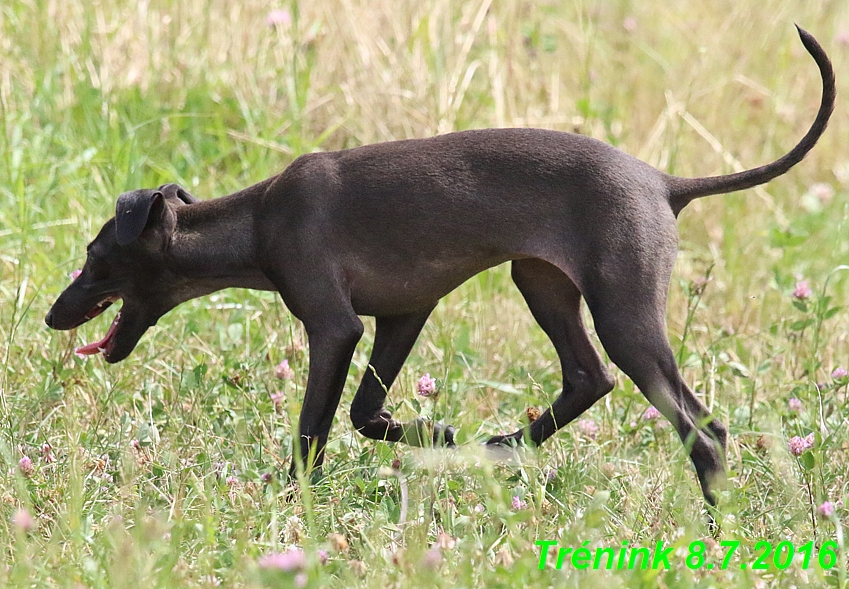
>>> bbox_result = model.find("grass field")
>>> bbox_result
[2,0,849,587]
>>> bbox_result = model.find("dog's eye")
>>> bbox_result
[85,255,110,281]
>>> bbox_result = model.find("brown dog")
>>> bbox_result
[46,27,834,513]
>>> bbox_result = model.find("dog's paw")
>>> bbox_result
[485,432,523,447]
[399,418,457,448]
[707,512,721,539]
[399,417,430,447]
[433,422,457,448]
[285,461,324,491]
[280,475,299,502]
[483,432,528,463]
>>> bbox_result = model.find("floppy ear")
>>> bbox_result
[158,183,199,205]
[115,189,167,246]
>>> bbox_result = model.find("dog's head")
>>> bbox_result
[45,184,198,363]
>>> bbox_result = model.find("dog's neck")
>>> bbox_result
[168,190,277,293]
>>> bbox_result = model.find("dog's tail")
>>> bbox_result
[666,26,835,216]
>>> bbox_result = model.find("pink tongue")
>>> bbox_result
[75,312,121,356]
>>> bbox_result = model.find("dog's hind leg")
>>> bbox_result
[349,308,456,447]
[487,258,615,447]
[586,279,727,509]
[349,310,430,440]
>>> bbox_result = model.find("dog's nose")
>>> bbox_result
[45,310,54,328]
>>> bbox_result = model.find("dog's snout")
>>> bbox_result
[45,309,55,328]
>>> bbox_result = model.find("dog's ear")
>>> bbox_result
[115,189,176,246]
[158,183,199,205]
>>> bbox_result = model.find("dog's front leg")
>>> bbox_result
[289,314,364,481]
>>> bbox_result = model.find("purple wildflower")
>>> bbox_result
[41,443,56,463]
[270,390,285,407]
[69,269,82,281]
[793,281,812,300]
[788,398,803,413]
[809,182,835,205]
[832,367,848,379]
[11,509,34,533]
[18,456,34,477]
[788,434,814,456]
[818,501,835,519]
[577,418,599,439]
[422,547,442,570]
[511,496,527,510]
[643,406,662,420]
[258,548,306,572]
[266,9,292,28]
[317,549,329,565]
[788,436,805,456]
[417,373,437,398]
[275,359,295,380]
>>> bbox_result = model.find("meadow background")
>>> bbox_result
[1,0,849,586]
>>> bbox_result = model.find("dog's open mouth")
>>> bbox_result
[75,295,122,356]
[83,295,118,321]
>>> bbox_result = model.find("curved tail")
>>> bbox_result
[667,26,835,216]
